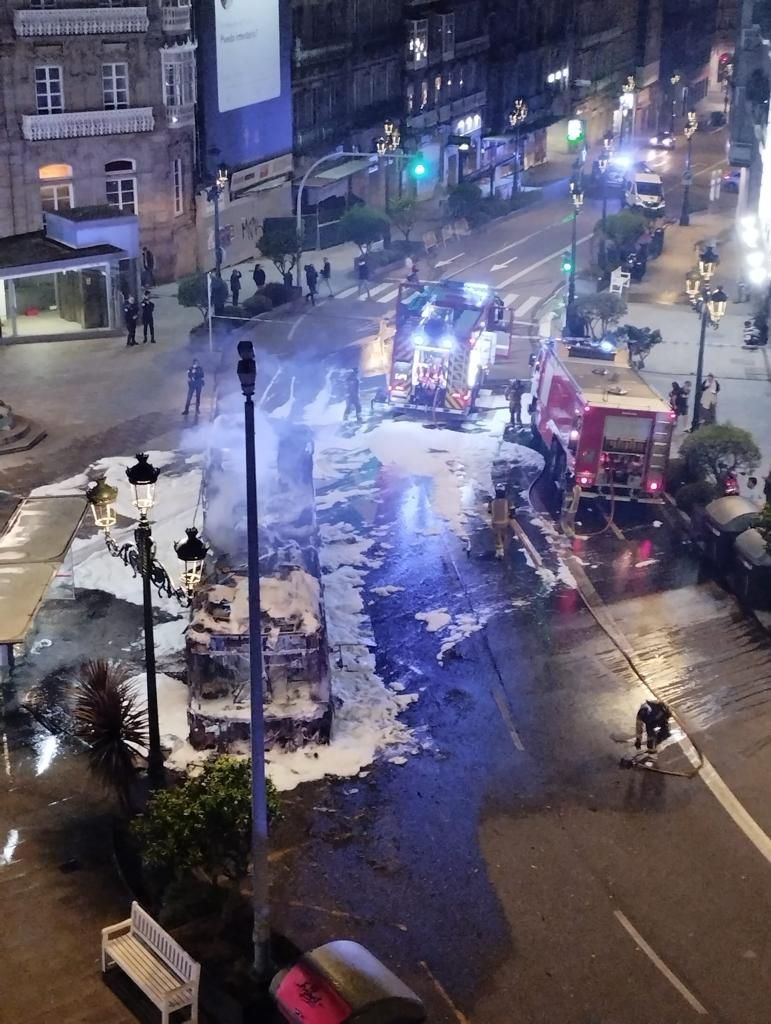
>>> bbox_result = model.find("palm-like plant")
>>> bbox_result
[73,659,149,812]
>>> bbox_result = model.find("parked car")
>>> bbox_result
[722,169,741,192]
[649,130,676,149]
[624,171,666,213]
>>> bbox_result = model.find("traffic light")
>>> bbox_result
[408,152,427,178]
[561,251,573,273]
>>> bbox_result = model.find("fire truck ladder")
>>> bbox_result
[648,413,672,477]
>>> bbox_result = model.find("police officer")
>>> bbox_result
[141,290,155,344]
[123,296,139,347]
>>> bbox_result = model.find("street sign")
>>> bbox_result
[682,169,694,185]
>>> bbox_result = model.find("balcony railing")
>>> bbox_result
[161,4,192,34]
[14,6,148,36]
[166,103,195,128]
[22,108,155,141]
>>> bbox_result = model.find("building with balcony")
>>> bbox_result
[0,0,198,292]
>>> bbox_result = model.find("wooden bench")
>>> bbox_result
[102,901,200,1024]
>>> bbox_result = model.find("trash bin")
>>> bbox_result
[271,940,426,1024]
[730,527,771,608]
[702,496,760,569]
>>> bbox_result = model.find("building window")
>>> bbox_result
[102,63,129,110]
[39,163,74,213]
[434,75,442,103]
[173,157,183,216]
[420,79,428,110]
[439,13,455,59]
[406,83,414,115]
[105,159,137,214]
[163,53,196,108]
[35,66,63,115]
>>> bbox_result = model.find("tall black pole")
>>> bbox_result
[242,389,270,978]
[568,209,578,305]
[679,134,693,227]
[690,300,709,431]
[514,124,520,193]
[600,173,608,270]
[137,519,164,789]
[213,187,223,276]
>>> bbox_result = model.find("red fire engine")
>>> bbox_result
[388,280,505,416]
[531,338,675,504]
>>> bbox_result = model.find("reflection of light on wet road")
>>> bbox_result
[1,829,19,866]
[35,734,59,776]
[2,732,10,777]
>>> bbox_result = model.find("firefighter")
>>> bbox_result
[489,483,511,560]
[635,699,672,752]
[505,378,525,427]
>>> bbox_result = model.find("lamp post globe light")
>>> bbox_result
[85,454,208,790]
[679,112,698,227]
[688,247,728,431]
[375,118,401,209]
[568,177,584,305]
[508,98,528,194]
[236,339,271,979]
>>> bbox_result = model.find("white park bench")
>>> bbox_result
[102,901,200,1024]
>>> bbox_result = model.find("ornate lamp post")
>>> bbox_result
[206,156,230,276]
[679,111,698,227]
[236,340,270,979]
[508,98,528,194]
[669,72,681,132]
[689,248,728,430]
[85,454,208,789]
[568,177,584,305]
[620,76,636,144]
[375,118,401,210]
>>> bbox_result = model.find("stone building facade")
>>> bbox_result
[0,0,198,283]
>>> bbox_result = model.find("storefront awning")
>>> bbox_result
[298,157,376,204]
[0,230,125,279]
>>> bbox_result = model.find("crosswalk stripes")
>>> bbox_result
[358,281,395,301]
[377,286,401,304]
[502,292,519,308]
[335,284,358,299]
[513,295,540,317]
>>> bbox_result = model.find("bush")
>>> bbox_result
[339,204,388,252]
[483,196,510,220]
[448,182,483,221]
[680,423,761,483]
[664,456,696,495]
[260,281,292,307]
[177,273,209,322]
[676,480,719,513]
[241,293,273,317]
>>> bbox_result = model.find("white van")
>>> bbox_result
[624,172,665,213]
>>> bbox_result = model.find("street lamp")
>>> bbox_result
[620,76,636,144]
[508,98,528,194]
[236,339,270,979]
[689,248,728,430]
[568,178,584,305]
[85,455,208,790]
[598,153,609,270]
[679,111,697,227]
[670,72,681,132]
[206,156,230,277]
[375,118,401,210]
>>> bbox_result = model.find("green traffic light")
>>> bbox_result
[561,253,573,272]
[413,162,426,177]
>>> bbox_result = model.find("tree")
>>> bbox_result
[257,224,303,284]
[73,659,148,813]
[132,756,281,888]
[595,210,647,268]
[339,204,388,252]
[755,502,771,556]
[680,424,761,483]
[447,181,483,221]
[572,293,628,339]
[177,274,209,323]
[387,197,418,241]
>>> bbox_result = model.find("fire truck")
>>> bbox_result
[387,280,506,416]
[531,337,675,504]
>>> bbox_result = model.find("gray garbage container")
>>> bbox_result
[702,496,760,569]
[731,527,771,608]
[271,940,426,1024]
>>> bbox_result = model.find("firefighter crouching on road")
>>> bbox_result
[635,700,672,752]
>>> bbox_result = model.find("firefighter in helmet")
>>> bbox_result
[635,699,672,752]
[489,483,511,560]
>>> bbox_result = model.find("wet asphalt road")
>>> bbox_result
[231,310,771,1024]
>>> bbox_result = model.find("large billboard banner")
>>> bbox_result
[197,0,292,171]
[214,0,281,113]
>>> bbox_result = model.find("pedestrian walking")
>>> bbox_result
[304,263,318,305]
[140,290,156,344]
[668,381,682,413]
[356,256,371,299]
[182,359,205,415]
[505,378,525,427]
[230,268,242,307]
[343,369,362,423]
[320,257,334,296]
[123,296,139,346]
[141,246,155,288]
[699,373,720,425]
[407,258,420,285]
[764,469,771,505]
[252,263,266,290]
[675,380,691,428]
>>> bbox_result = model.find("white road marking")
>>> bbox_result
[444,217,569,280]
[492,686,526,752]
[502,292,519,307]
[335,284,358,299]
[287,312,307,342]
[683,746,771,865]
[503,234,594,283]
[490,257,518,271]
[496,270,523,289]
[362,281,394,300]
[435,253,465,268]
[613,910,708,1016]
[377,287,401,304]
[258,368,282,407]
[513,295,540,317]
